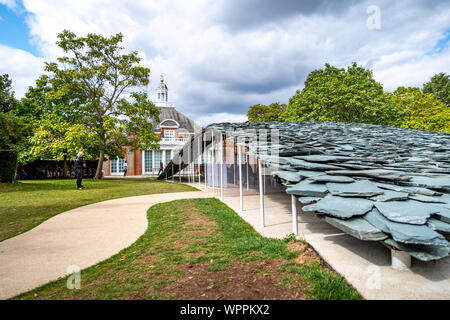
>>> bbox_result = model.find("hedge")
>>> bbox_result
[0,150,18,183]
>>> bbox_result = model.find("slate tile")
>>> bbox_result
[286,180,328,197]
[324,216,388,241]
[326,180,384,197]
[309,195,374,219]
[374,201,440,225]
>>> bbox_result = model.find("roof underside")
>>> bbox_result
[160,121,450,261]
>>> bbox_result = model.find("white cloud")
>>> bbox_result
[373,48,450,91]
[0,0,18,10]
[0,44,46,97]
[0,0,448,121]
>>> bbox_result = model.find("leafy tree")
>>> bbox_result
[394,87,450,132]
[281,63,404,126]
[423,73,449,108]
[0,74,16,113]
[247,102,286,122]
[16,75,54,124]
[13,76,56,162]
[29,114,97,177]
[13,75,94,168]
[45,30,160,179]
[0,74,26,150]
[0,112,26,150]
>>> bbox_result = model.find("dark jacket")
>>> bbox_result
[75,156,86,172]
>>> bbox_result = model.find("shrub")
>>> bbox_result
[0,150,18,183]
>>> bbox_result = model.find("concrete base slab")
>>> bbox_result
[391,249,412,270]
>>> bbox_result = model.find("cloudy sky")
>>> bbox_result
[0,0,449,125]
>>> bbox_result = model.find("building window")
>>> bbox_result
[118,158,125,172]
[154,150,163,173]
[158,93,160,100]
[111,159,117,173]
[144,150,152,173]
[164,129,175,140]
[111,157,125,174]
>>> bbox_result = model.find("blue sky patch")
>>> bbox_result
[0,3,39,56]
[426,28,450,55]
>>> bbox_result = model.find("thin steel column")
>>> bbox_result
[198,136,201,186]
[238,145,243,212]
[179,161,181,183]
[172,164,174,182]
[291,195,298,236]
[220,133,224,200]
[192,142,195,184]
[191,140,195,184]
[212,132,215,194]
[233,156,236,185]
[188,144,191,184]
[246,153,249,191]
[263,167,266,195]
[204,133,207,190]
[233,137,236,186]
[258,159,265,227]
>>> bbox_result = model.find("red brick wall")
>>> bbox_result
[135,150,142,175]
[103,159,110,176]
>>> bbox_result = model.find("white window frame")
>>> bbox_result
[142,150,166,174]
[164,129,175,141]
[143,150,153,174]
[110,157,125,175]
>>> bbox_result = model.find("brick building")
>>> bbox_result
[103,75,201,176]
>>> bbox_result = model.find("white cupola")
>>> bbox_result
[155,74,168,107]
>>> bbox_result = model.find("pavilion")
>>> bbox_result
[158,121,450,270]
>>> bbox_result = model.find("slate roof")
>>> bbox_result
[204,121,450,261]
[150,107,200,133]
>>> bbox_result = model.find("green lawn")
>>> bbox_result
[14,198,362,300]
[0,178,197,242]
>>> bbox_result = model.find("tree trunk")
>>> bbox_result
[95,135,106,179]
[63,154,68,178]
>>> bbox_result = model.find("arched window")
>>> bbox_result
[158,93,160,100]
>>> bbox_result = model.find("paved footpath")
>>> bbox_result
[0,191,211,300]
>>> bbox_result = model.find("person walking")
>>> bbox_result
[123,161,128,177]
[75,150,86,190]
[157,160,164,175]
